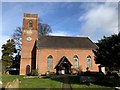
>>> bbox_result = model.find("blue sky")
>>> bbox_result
[2,2,85,36]
[0,1,119,58]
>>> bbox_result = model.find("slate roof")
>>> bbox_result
[37,36,98,49]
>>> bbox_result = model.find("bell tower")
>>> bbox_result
[20,13,38,75]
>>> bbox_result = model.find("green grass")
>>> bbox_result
[2,74,62,88]
[0,74,2,81]
[19,77,62,88]
[2,74,116,89]
[2,74,23,87]
[69,75,115,89]
[71,83,114,89]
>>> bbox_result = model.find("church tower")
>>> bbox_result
[20,13,38,75]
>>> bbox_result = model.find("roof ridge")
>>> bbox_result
[39,35,88,38]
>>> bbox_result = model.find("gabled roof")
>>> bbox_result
[55,56,72,69]
[37,36,98,49]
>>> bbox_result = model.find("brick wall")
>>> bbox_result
[36,48,98,74]
[20,13,38,75]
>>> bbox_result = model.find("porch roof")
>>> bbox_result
[55,56,72,69]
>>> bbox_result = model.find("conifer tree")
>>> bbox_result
[1,39,17,69]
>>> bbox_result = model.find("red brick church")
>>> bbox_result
[20,13,98,75]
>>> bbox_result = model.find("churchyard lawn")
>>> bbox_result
[69,75,115,89]
[2,74,63,88]
[2,74,115,89]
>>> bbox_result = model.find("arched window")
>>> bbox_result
[47,55,53,69]
[29,20,33,28]
[87,55,92,68]
[73,55,79,68]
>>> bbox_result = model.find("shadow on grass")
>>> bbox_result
[49,74,115,87]
[50,75,64,83]
[68,75,116,88]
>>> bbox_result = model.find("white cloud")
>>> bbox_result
[0,35,10,59]
[50,31,68,36]
[79,2,118,41]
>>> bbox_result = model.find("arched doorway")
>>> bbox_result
[55,56,72,75]
[26,65,30,75]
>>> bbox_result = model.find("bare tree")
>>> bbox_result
[12,27,22,50]
[38,23,52,37]
[12,20,52,50]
